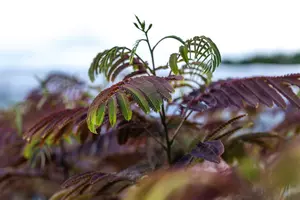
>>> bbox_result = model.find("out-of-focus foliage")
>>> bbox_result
[223,52,300,65]
[0,16,300,200]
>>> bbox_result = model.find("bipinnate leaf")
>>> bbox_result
[167,36,220,90]
[23,107,89,145]
[52,171,134,200]
[185,73,300,111]
[89,46,149,83]
[87,76,182,132]
[206,114,247,141]
[182,36,221,74]
[122,84,150,113]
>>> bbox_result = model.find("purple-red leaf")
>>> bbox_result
[190,140,225,163]
[185,73,300,111]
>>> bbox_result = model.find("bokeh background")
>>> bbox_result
[1,0,300,108]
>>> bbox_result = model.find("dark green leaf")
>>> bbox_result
[146,24,153,32]
[133,22,140,30]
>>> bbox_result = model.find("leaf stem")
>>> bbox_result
[144,30,172,165]
[145,32,156,76]
[160,105,172,165]
[170,109,193,145]
[144,128,168,151]
[152,35,186,52]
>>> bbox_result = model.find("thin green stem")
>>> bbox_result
[152,35,186,52]
[144,30,173,165]
[170,110,193,145]
[145,32,156,76]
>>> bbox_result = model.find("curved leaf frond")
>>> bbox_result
[52,171,133,200]
[87,75,183,133]
[185,36,221,73]
[184,73,300,111]
[89,46,149,82]
[169,36,220,90]
[174,36,221,74]
[23,107,89,144]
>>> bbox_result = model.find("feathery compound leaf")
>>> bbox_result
[206,114,247,141]
[89,46,149,82]
[122,84,150,113]
[55,171,134,200]
[129,77,163,111]
[167,36,219,90]
[87,76,181,132]
[23,107,89,144]
[182,36,221,74]
[184,73,300,111]
[116,92,132,121]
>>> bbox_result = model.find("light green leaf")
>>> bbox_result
[169,53,179,75]
[95,103,106,126]
[116,92,132,121]
[179,45,189,64]
[108,96,117,126]
[88,103,106,133]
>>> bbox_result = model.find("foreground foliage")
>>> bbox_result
[0,16,300,200]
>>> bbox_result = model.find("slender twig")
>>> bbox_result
[144,128,167,151]
[152,35,185,52]
[60,140,70,179]
[160,105,172,164]
[143,29,174,164]
[145,32,156,76]
[170,110,193,145]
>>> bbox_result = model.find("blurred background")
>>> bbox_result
[1,0,300,108]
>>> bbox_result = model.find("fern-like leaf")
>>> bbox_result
[89,46,149,82]
[87,75,182,133]
[169,36,220,90]
[184,73,300,111]
[23,107,88,144]
[174,36,221,74]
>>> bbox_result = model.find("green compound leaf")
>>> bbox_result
[86,76,182,132]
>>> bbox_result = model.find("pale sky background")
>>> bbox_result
[1,0,300,69]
